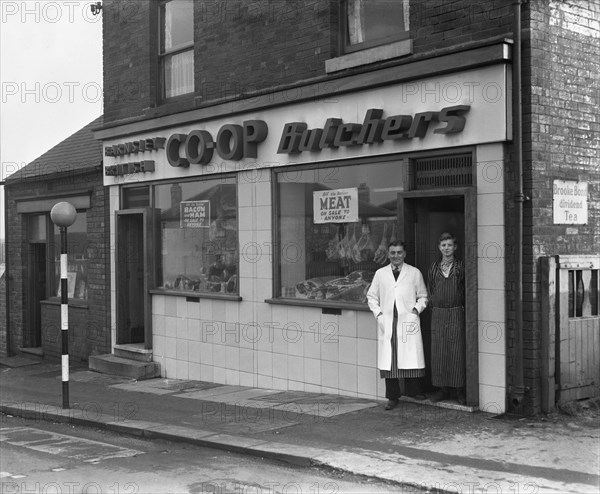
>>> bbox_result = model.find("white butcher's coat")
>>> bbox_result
[367,263,428,371]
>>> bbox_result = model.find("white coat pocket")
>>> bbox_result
[400,313,420,340]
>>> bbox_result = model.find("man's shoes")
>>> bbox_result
[406,393,427,401]
[385,399,399,410]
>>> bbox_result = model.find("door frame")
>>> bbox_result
[398,187,479,407]
[115,208,154,350]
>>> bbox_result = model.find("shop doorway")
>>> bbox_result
[116,210,153,348]
[399,190,478,406]
[26,243,46,348]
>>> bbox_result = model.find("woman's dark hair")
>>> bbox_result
[438,232,457,244]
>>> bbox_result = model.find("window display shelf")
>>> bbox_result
[265,297,371,312]
[149,288,242,301]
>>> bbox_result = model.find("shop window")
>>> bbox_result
[342,0,409,53]
[159,0,194,100]
[155,178,238,295]
[275,161,406,305]
[123,186,150,209]
[52,212,89,300]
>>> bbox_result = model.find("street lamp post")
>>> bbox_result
[50,202,77,409]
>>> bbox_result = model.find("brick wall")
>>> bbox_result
[5,190,25,357]
[102,0,335,125]
[101,0,516,127]
[411,0,513,53]
[5,170,111,363]
[193,0,332,103]
[506,0,600,415]
[102,0,156,125]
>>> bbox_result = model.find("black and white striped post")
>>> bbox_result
[50,202,77,409]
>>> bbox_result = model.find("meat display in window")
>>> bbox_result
[294,270,373,302]
[389,222,398,243]
[373,222,389,264]
[354,223,376,263]
[337,224,351,259]
[347,223,358,262]
[326,225,341,261]
[323,270,374,303]
[295,276,337,299]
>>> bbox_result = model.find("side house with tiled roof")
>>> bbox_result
[2,116,111,363]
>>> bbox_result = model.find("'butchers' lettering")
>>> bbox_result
[277,105,470,154]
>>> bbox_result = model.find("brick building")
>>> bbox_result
[3,116,111,364]
[92,0,598,415]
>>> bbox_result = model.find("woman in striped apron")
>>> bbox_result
[428,232,466,405]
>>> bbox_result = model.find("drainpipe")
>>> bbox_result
[510,0,529,410]
[1,180,10,357]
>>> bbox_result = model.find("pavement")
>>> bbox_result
[1,355,599,493]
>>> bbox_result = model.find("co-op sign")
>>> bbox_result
[105,105,469,176]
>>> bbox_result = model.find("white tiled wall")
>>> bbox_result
[476,143,507,413]
[153,299,382,398]
[109,185,119,350]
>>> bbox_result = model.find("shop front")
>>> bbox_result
[99,61,510,412]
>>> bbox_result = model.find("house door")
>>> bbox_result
[541,255,599,410]
[399,190,478,406]
[26,243,46,348]
[25,213,49,349]
[116,210,153,348]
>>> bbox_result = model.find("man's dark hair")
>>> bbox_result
[388,240,405,249]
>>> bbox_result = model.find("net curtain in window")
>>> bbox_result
[348,0,366,45]
[163,0,194,98]
[346,0,409,47]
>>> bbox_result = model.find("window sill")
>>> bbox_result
[150,289,242,302]
[144,94,197,119]
[265,298,370,312]
[41,299,89,309]
[325,39,413,73]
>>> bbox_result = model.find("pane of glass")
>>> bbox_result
[123,186,150,209]
[164,50,194,98]
[155,178,238,294]
[163,0,193,51]
[568,270,574,317]
[576,270,584,317]
[276,162,405,303]
[28,214,47,242]
[347,0,406,46]
[53,212,88,300]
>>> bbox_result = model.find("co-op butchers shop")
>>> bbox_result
[96,62,510,413]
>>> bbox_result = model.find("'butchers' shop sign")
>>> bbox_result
[277,105,470,155]
[313,188,359,224]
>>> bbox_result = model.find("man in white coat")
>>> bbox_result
[367,241,428,410]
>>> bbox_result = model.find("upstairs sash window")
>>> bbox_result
[160,0,194,99]
[343,0,409,52]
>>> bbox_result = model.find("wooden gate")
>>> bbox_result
[541,255,600,411]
